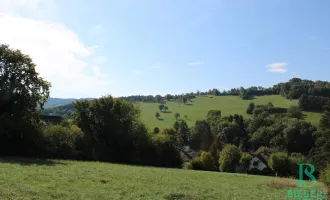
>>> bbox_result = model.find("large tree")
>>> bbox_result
[0,44,50,155]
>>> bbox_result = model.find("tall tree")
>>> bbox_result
[155,95,162,103]
[158,104,164,112]
[174,113,180,120]
[0,44,51,155]
[320,101,330,130]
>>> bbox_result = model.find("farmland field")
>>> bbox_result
[139,95,322,130]
[0,157,327,200]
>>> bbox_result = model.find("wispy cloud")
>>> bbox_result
[266,62,288,73]
[89,46,100,50]
[188,61,204,66]
[0,1,114,98]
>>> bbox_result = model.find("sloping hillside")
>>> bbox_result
[44,98,94,108]
[139,95,322,129]
[42,95,322,128]
[0,157,326,200]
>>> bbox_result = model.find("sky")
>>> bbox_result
[0,0,330,98]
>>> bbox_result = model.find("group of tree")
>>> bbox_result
[0,44,182,168]
[182,100,330,187]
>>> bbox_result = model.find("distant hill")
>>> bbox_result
[44,97,94,108]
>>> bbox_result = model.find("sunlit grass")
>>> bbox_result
[0,157,326,200]
[139,95,322,130]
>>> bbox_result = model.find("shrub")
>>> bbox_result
[256,146,281,155]
[200,152,216,171]
[160,128,177,136]
[287,106,303,119]
[268,152,289,176]
[182,162,193,170]
[153,127,160,134]
[150,134,182,167]
[41,125,83,159]
[246,102,255,115]
[320,164,330,189]
[219,144,241,172]
[239,153,253,171]
[288,153,307,178]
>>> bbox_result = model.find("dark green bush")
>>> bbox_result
[219,144,241,172]
[41,125,83,159]
[320,164,330,189]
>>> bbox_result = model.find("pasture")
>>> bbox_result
[139,95,322,130]
[0,157,326,200]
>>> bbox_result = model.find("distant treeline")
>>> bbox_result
[43,78,330,116]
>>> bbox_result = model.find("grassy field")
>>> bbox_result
[0,157,327,200]
[139,95,322,130]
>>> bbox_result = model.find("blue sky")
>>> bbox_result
[1,0,330,98]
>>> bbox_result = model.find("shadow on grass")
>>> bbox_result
[244,95,256,100]
[0,157,67,166]
[185,103,193,106]
[157,118,164,121]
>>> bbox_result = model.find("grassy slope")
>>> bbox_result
[139,95,322,130]
[0,157,326,200]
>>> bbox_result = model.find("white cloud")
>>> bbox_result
[0,3,113,98]
[188,61,204,65]
[266,62,288,73]
[92,56,107,65]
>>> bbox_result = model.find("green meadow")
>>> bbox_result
[0,157,327,200]
[139,95,322,130]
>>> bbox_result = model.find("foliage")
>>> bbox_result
[255,146,281,155]
[219,144,241,172]
[190,120,213,151]
[287,106,303,119]
[268,152,289,176]
[0,44,50,157]
[246,102,255,114]
[41,125,83,159]
[182,161,193,170]
[158,104,165,112]
[288,153,307,177]
[320,101,330,130]
[239,153,253,170]
[200,152,217,171]
[173,121,180,131]
[174,112,180,120]
[298,95,330,111]
[153,127,160,134]
[320,164,330,188]
[206,110,221,121]
[160,128,177,136]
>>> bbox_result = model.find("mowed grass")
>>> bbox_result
[0,157,327,200]
[139,95,322,130]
